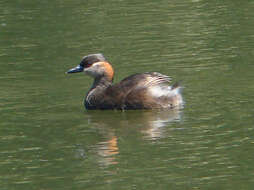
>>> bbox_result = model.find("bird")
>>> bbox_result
[66,53,183,110]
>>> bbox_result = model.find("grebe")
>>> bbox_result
[67,53,183,110]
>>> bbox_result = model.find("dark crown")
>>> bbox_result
[80,53,106,67]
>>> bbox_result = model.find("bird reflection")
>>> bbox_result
[96,136,119,166]
[140,109,182,140]
[81,108,183,166]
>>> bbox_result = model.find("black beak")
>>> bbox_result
[66,65,84,74]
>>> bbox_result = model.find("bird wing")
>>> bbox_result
[118,72,171,92]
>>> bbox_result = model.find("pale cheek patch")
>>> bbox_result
[83,62,114,80]
[84,63,103,77]
[84,68,97,77]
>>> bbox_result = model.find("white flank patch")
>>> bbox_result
[149,85,181,98]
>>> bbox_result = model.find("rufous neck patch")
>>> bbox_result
[100,61,114,81]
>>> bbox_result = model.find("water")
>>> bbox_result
[1,0,254,189]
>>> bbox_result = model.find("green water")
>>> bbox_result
[1,0,254,189]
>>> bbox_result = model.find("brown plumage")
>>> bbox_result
[67,53,183,110]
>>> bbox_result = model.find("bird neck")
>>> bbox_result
[91,75,113,89]
[85,75,112,109]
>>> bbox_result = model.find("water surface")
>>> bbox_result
[1,0,254,189]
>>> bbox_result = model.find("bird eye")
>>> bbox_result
[80,61,92,68]
[84,62,93,68]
